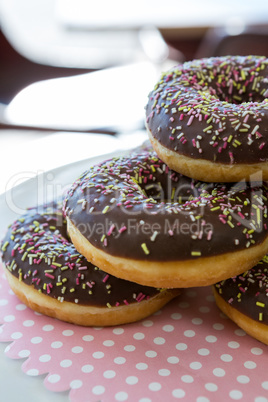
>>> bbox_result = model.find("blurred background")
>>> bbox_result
[0,0,268,193]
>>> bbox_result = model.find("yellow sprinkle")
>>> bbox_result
[256,301,265,308]
[141,243,150,255]
[191,251,201,257]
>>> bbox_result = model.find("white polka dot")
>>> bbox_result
[262,381,268,390]
[133,332,145,340]
[179,301,190,309]
[251,347,263,355]
[39,354,51,363]
[213,368,225,377]
[136,362,148,370]
[142,320,154,327]
[92,351,104,359]
[11,332,23,340]
[154,337,165,345]
[81,364,94,373]
[148,382,161,391]
[124,345,136,352]
[16,304,27,311]
[181,375,194,383]
[199,306,210,313]
[205,383,218,392]
[171,313,182,320]
[172,389,186,398]
[192,318,203,325]
[186,290,197,298]
[198,348,210,356]
[206,294,215,302]
[113,328,124,335]
[60,359,72,368]
[92,385,105,395]
[237,375,250,384]
[4,315,15,322]
[229,390,243,400]
[82,335,94,342]
[70,380,83,389]
[4,345,11,353]
[234,329,246,336]
[206,335,217,343]
[115,391,128,401]
[220,354,233,362]
[103,370,116,379]
[184,330,195,338]
[103,340,114,347]
[126,376,138,384]
[31,336,43,344]
[114,357,126,365]
[47,374,61,384]
[213,323,224,330]
[62,330,74,336]
[42,325,54,332]
[51,341,63,349]
[158,369,170,376]
[26,369,39,376]
[190,362,202,370]
[196,398,210,402]
[167,356,179,364]
[162,325,174,332]
[139,399,151,402]
[176,343,188,351]
[255,397,268,402]
[71,346,83,354]
[228,341,240,349]
[244,361,256,369]
[145,350,157,358]
[23,320,34,327]
[18,350,30,358]
[0,299,8,306]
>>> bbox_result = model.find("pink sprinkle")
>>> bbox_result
[123,299,129,305]
[259,142,265,150]
[168,229,174,236]
[103,274,109,283]
[179,113,184,121]
[119,226,127,233]
[187,115,194,126]
[45,273,55,279]
[107,224,115,236]
[207,230,212,241]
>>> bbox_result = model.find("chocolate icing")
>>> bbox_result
[0,202,160,306]
[64,151,268,261]
[214,255,268,324]
[145,56,268,165]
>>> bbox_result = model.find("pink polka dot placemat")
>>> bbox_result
[0,263,267,402]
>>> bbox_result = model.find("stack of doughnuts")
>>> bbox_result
[1,56,268,340]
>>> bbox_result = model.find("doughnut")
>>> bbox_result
[145,55,268,182]
[0,201,179,326]
[63,151,268,288]
[213,255,268,345]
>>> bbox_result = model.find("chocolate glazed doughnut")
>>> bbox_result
[145,55,268,182]
[213,255,268,345]
[0,202,179,326]
[63,151,268,288]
